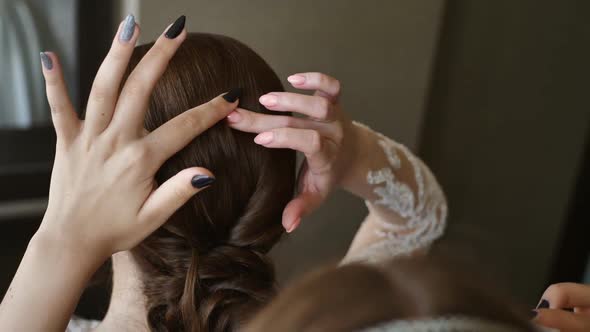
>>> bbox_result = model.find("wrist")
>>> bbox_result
[31,224,108,273]
[339,120,373,197]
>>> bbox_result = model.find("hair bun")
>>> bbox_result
[195,245,277,329]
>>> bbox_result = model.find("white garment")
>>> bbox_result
[343,121,448,263]
[66,316,100,332]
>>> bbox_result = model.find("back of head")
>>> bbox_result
[125,33,296,331]
[246,256,537,332]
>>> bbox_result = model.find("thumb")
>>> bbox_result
[534,308,590,332]
[137,167,215,237]
[282,192,324,233]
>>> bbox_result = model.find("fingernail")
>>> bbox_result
[165,15,186,39]
[286,218,301,233]
[537,299,550,309]
[40,52,53,70]
[529,310,538,319]
[226,111,242,123]
[287,74,305,85]
[223,88,242,103]
[254,132,274,145]
[259,94,278,106]
[191,175,215,189]
[120,14,136,42]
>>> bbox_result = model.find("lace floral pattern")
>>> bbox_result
[345,122,448,263]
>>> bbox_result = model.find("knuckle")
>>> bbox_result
[45,76,61,87]
[89,85,111,105]
[208,97,225,110]
[125,143,150,164]
[49,101,67,114]
[332,123,344,142]
[123,82,145,98]
[332,79,342,93]
[319,73,331,86]
[314,97,331,119]
[150,44,172,60]
[545,283,568,302]
[309,131,322,153]
[108,47,128,62]
[282,116,296,128]
[181,112,204,131]
[172,185,190,201]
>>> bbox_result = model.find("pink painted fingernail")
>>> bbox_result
[286,218,301,233]
[254,132,274,145]
[259,94,278,106]
[287,74,305,85]
[226,111,241,123]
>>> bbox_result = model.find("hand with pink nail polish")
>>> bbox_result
[227,72,367,232]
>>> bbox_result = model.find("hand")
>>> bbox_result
[227,72,364,232]
[37,18,238,261]
[534,283,590,332]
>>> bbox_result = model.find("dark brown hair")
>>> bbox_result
[246,256,537,332]
[124,33,296,331]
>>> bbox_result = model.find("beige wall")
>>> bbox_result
[120,0,445,281]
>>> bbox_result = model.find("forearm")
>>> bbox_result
[341,121,448,263]
[0,230,103,331]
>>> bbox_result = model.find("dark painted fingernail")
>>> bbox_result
[40,52,53,70]
[191,175,215,189]
[529,310,538,319]
[223,88,242,103]
[120,14,136,42]
[537,299,550,309]
[165,15,186,39]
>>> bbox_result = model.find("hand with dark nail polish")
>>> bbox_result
[223,88,242,103]
[165,15,186,39]
[191,175,215,188]
[537,299,550,309]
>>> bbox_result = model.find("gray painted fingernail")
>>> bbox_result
[120,14,135,42]
[40,52,53,70]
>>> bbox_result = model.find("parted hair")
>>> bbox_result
[124,33,296,331]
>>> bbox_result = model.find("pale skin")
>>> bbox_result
[1,13,566,332]
[533,283,590,332]
[0,14,422,329]
[0,19,239,331]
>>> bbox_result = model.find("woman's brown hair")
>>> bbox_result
[124,33,296,331]
[246,256,537,332]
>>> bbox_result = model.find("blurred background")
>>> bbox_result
[0,0,588,320]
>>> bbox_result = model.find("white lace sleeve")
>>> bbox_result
[66,316,100,332]
[342,122,448,264]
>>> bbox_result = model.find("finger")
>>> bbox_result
[226,108,322,133]
[144,92,239,166]
[40,52,80,143]
[136,167,214,239]
[282,192,325,233]
[112,15,187,135]
[259,92,334,121]
[85,14,140,136]
[540,283,590,309]
[286,72,341,99]
[534,308,590,331]
[254,128,330,170]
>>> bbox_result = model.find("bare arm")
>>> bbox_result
[0,16,238,330]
